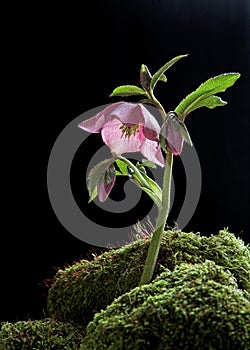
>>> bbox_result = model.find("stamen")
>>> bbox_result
[120,124,139,139]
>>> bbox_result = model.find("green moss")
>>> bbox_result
[47,229,250,328]
[0,318,84,350]
[81,261,250,350]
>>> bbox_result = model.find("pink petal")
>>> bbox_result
[101,119,141,155]
[161,118,184,156]
[78,111,105,133]
[106,102,142,125]
[78,102,126,133]
[139,138,165,167]
[136,104,161,141]
[97,166,116,202]
[138,125,164,166]
[166,121,184,156]
[97,175,116,202]
[78,102,161,143]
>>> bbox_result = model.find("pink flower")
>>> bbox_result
[78,102,165,167]
[160,111,192,156]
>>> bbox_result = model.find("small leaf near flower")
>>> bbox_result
[110,85,147,97]
[137,159,157,169]
[150,54,188,91]
[140,64,152,91]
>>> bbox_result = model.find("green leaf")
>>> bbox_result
[139,171,162,202]
[175,73,240,119]
[184,95,227,115]
[138,159,157,169]
[141,187,163,209]
[88,186,98,203]
[178,122,192,145]
[115,159,129,175]
[140,64,167,90]
[110,85,147,97]
[150,54,188,91]
[128,166,162,207]
[87,157,116,200]
[159,75,167,83]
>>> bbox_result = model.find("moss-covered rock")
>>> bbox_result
[81,261,250,350]
[0,318,84,350]
[47,229,249,328]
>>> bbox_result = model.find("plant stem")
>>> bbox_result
[117,156,149,188]
[139,151,173,286]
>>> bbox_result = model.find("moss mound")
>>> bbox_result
[81,261,250,350]
[47,229,250,327]
[0,318,84,350]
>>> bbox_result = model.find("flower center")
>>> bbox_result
[120,124,140,139]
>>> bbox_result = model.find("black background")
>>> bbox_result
[2,0,249,323]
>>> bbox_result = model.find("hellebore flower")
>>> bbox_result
[78,102,165,167]
[160,111,192,156]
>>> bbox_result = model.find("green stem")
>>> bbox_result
[117,156,149,188]
[148,90,167,121]
[139,151,173,286]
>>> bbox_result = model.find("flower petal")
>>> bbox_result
[105,103,161,142]
[78,110,105,133]
[97,164,116,202]
[136,104,161,141]
[106,102,142,125]
[78,102,161,142]
[139,126,165,167]
[139,139,165,167]
[101,119,141,155]
[160,117,184,156]
[78,102,126,132]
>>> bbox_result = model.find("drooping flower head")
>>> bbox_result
[160,111,192,156]
[78,102,165,167]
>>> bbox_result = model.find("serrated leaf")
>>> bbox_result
[115,159,129,175]
[87,157,116,199]
[175,73,240,119]
[88,186,98,203]
[150,54,188,91]
[110,85,147,97]
[185,95,227,114]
